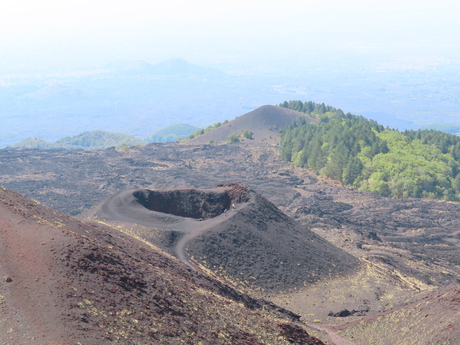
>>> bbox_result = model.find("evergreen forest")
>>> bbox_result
[279,100,460,200]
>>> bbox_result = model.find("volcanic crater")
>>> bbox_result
[132,182,249,220]
[0,186,326,345]
[92,182,360,293]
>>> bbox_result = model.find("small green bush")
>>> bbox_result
[227,133,240,143]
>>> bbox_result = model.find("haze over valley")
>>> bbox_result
[1,56,459,148]
[1,1,460,147]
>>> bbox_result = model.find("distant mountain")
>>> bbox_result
[11,131,146,150]
[10,137,58,149]
[122,60,157,72]
[112,58,224,77]
[187,105,318,145]
[145,123,201,143]
[152,58,224,76]
[56,130,146,149]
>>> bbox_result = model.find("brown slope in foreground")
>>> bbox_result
[187,105,318,145]
[7,142,460,341]
[0,186,325,345]
[334,285,460,345]
[91,183,360,292]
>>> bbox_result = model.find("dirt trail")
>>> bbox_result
[94,187,249,269]
[306,323,358,345]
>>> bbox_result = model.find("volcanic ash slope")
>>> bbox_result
[185,188,360,292]
[187,104,318,145]
[92,183,360,293]
[0,186,325,345]
[336,285,460,345]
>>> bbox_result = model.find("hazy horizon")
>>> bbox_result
[1,1,459,73]
[1,0,459,147]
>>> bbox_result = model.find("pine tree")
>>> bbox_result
[342,157,364,185]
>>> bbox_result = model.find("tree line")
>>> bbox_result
[279,100,460,201]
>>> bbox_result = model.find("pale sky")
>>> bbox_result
[1,0,459,72]
[2,0,459,36]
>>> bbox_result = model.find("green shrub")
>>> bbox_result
[227,133,240,143]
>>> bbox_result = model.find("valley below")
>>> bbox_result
[2,107,460,344]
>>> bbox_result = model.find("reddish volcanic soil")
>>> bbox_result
[0,186,326,345]
[332,285,460,344]
[0,190,76,343]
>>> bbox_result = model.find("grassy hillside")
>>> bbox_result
[145,123,201,143]
[56,130,146,149]
[11,131,146,150]
[10,137,59,149]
